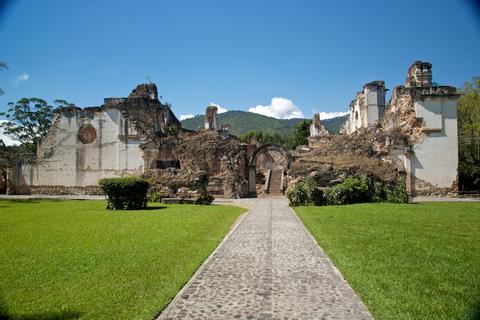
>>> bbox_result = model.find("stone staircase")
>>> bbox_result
[267,169,283,195]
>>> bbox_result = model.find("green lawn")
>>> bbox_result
[295,202,480,320]
[0,200,245,320]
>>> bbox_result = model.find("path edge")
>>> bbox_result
[288,205,375,319]
[154,207,251,319]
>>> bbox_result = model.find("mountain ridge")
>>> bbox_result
[180,110,347,136]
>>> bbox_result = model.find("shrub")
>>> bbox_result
[323,174,409,205]
[385,176,409,203]
[286,177,325,206]
[150,187,175,203]
[195,193,215,205]
[324,176,371,205]
[99,177,150,210]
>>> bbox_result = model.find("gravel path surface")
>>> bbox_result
[157,198,373,320]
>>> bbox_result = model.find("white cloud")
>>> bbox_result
[318,111,349,120]
[179,114,195,121]
[0,120,20,146]
[209,103,228,114]
[14,72,30,83]
[249,97,304,119]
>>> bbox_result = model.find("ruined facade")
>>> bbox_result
[10,84,181,195]
[4,61,459,198]
[341,81,386,135]
[309,61,459,196]
[6,84,255,197]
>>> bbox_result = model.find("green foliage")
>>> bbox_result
[181,110,347,137]
[239,130,286,146]
[0,98,56,152]
[283,119,311,150]
[385,176,409,203]
[164,124,178,136]
[286,176,325,206]
[324,175,409,205]
[289,174,409,207]
[195,193,215,205]
[457,77,480,191]
[98,177,150,210]
[324,176,370,205]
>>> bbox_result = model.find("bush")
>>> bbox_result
[385,176,409,203]
[195,193,215,205]
[99,177,150,210]
[150,187,175,203]
[323,174,409,206]
[286,177,325,206]
[324,176,371,205]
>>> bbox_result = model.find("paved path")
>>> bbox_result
[158,198,373,320]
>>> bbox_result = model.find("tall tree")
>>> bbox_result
[457,77,480,191]
[0,98,55,153]
[285,119,312,150]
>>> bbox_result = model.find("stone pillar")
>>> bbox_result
[248,165,256,194]
[204,105,218,130]
[309,113,329,137]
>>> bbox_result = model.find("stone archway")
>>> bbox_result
[248,143,292,195]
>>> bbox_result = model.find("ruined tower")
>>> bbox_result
[309,113,329,138]
[204,105,218,130]
[406,61,432,88]
[343,80,386,134]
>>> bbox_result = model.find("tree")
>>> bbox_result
[0,62,7,96]
[285,120,311,150]
[457,77,480,191]
[0,98,55,153]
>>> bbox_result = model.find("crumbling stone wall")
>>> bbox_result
[204,105,218,130]
[145,131,249,198]
[307,61,459,196]
[12,84,181,195]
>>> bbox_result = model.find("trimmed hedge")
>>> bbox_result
[99,177,150,210]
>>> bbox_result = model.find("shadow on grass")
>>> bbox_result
[1,297,82,320]
[471,297,480,320]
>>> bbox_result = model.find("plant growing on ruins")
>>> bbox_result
[457,77,480,191]
[195,193,215,205]
[99,177,150,210]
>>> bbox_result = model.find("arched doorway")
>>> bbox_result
[248,143,292,196]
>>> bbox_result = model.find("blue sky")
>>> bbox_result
[1,0,480,121]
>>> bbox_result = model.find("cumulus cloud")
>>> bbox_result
[249,97,304,119]
[179,114,195,121]
[14,72,30,83]
[0,120,19,146]
[318,111,349,120]
[209,103,228,114]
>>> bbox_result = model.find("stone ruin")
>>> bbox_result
[1,60,461,198]
[297,61,459,196]
[204,105,218,130]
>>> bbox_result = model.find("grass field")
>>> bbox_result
[0,199,245,320]
[295,202,480,320]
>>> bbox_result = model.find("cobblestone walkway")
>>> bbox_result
[158,198,373,320]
